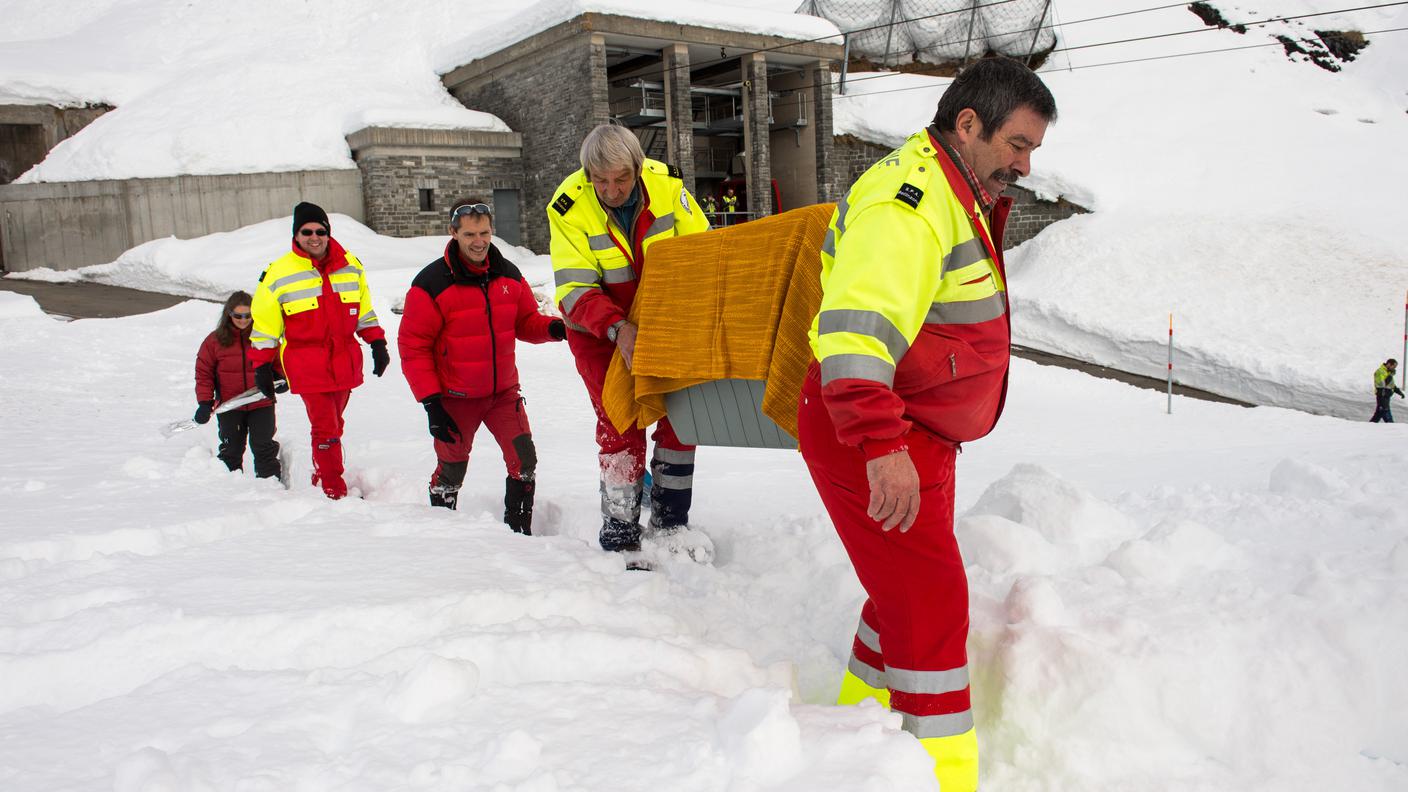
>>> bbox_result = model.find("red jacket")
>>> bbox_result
[249,239,386,394]
[194,330,273,411]
[398,241,559,402]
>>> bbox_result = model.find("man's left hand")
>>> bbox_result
[614,321,638,370]
[370,339,390,377]
[865,449,920,532]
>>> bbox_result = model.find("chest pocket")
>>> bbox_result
[278,275,323,316]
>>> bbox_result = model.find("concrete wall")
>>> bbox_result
[0,104,112,185]
[831,134,1089,249]
[768,68,818,211]
[0,169,362,273]
[348,127,523,239]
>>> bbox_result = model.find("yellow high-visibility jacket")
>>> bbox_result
[547,159,709,339]
[249,239,383,394]
[809,129,1013,456]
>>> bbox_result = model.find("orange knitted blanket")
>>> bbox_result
[601,203,833,439]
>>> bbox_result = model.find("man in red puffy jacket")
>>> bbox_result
[398,200,565,534]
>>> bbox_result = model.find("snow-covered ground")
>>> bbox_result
[3,271,1406,789]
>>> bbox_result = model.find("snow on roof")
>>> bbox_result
[433,0,841,74]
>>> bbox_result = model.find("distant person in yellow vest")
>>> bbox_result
[1371,358,1404,422]
[701,193,717,223]
[721,187,739,224]
[546,124,713,563]
[799,57,1056,792]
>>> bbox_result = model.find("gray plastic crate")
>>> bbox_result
[664,378,796,449]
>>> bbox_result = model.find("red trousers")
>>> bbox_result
[300,389,351,499]
[431,387,535,484]
[568,332,694,533]
[798,372,973,741]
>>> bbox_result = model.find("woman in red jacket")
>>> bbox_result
[399,201,565,534]
[194,291,281,479]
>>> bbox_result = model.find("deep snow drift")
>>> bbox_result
[2,255,1407,788]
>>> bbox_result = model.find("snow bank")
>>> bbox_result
[0,291,48,319]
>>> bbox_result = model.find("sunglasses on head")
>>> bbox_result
[450,203,491,219]
[230,311,252,320]
[298,228,328,237]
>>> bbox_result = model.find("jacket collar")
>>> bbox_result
[289,237,348,272]
[442,239,508,283]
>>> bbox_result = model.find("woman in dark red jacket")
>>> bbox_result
[194,291,281,479]
[398,202,565,533]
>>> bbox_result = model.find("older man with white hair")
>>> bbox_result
[547,123,710,562]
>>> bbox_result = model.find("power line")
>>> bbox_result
[829,25,1408,101]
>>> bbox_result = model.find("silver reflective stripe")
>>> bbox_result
[653,447,695,465]
[834,194,850,234]
[277,286,322,304]
[601,266,637,284]
[358,311,379,330]
[942,238,989,275]
[848,654,887,689]
[251,331,280,350]
[652,472,693,490]
[601,481,643,523]
[821,227,836,258]
[820,354,895,387]
[817,309,908,365]
[886,664,968,696]
[330,264,362,278]
[588,233,616,251]
[271,271,318,292]
[555,267,602,287]
[856,618,881,654]
[901,710,974,739]
[560,286,595,315]
[926,292,1006,325]
[645,214,675,237]
[565,318,591,333]
[332,280,360,293]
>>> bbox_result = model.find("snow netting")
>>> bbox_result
[797,0,1056,65]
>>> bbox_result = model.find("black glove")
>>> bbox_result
[548,318,567,341]
[255,363,277,398]
[193,401,214,424]
[370,339,390,377]
[1398,388,1405,399]
[422,395,460,444]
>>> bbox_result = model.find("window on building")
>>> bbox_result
[418,188,434,212]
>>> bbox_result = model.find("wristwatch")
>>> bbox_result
[606,320,626,343]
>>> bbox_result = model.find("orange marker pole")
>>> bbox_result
[1167,313,1174,415]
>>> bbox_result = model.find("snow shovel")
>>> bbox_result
[161,380,287,438]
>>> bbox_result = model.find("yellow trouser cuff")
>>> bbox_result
[837,668,891,708]
[919,728,979,792]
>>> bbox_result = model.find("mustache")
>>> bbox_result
[991,169,1021,186]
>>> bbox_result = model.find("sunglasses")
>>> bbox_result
[230,311,252,320]
[298,228,329,237]
[450,203,491,219]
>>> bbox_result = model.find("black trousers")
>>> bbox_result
[1371,389,1395,423]
[216,405,281,477]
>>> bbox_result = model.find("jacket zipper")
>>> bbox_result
[481,280,498,394]
[949,353,957,378]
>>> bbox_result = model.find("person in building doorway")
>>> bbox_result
[250,202,389,499]
[798,56,1056,792]
[398,200,565,533]
[547,123,712,561]
[1371,358,1404,422]
[193,290,282,479]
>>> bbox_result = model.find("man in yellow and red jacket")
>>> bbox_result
[547,124,710,558]
[250,202,388,499]
[799,57,1056,792]
[399,200,565,533]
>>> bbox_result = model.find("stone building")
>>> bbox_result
[437,12,845,252]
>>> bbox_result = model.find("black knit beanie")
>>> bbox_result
[292,202,331,236]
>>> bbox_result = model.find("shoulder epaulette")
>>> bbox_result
[552,193,575,216]
[666,163,681,179]
[896,183,924,209]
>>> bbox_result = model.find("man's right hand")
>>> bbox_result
[254,363,277,398]
[614,321,638,369]
[422,395,460,444]
[865,449,921,532]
